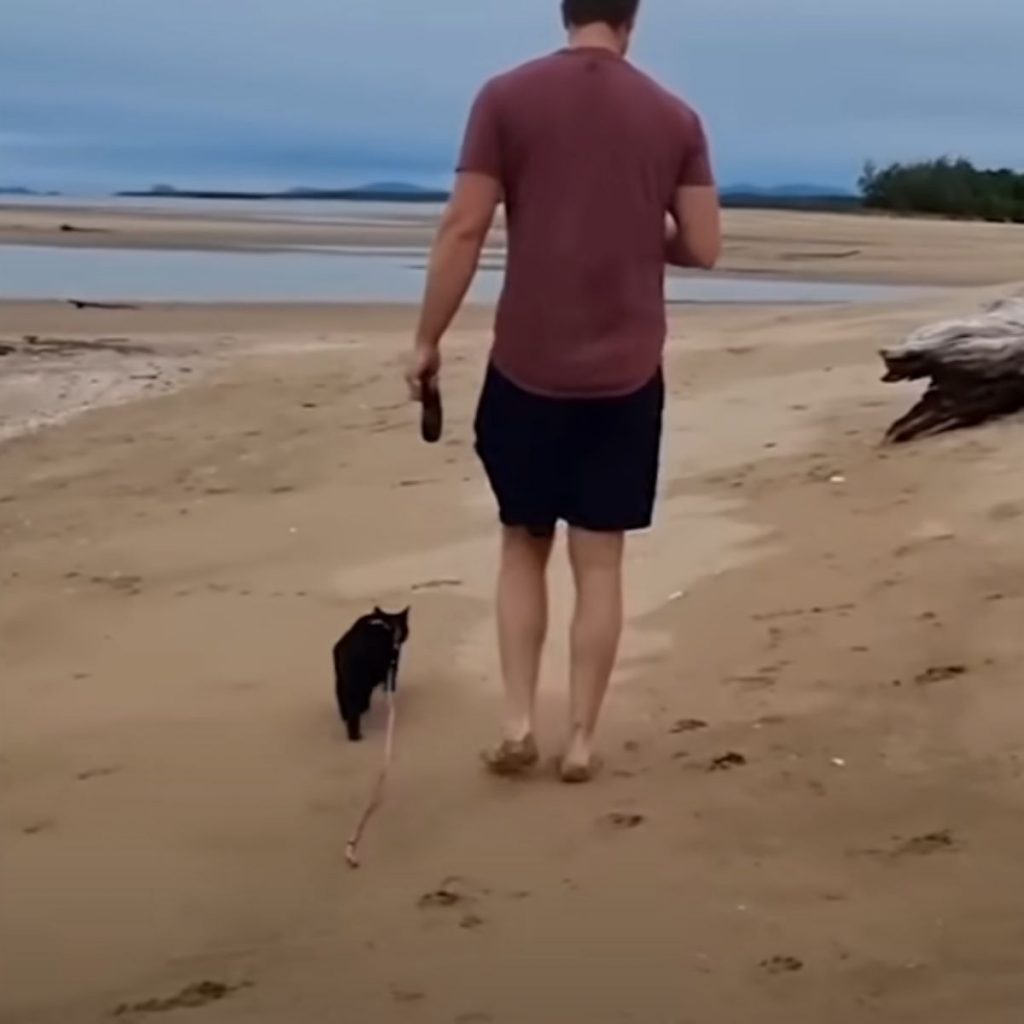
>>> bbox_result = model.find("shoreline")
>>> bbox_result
[3,205,1024,286]
[2,272,1017,451]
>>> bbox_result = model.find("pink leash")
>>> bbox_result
[345,660,399,869]
[348,391,430,869]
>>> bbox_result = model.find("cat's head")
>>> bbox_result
[374,605,411,644]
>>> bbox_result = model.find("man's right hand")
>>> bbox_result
[405,340,441,402]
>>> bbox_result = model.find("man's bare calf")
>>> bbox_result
[562,528,624,782]
[484,526,623,782]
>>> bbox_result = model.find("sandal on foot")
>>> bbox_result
[482,736,540,777]
[559,755,603,785]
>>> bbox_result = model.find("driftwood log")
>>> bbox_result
[67,300,139,311]
[881,296,1024,443]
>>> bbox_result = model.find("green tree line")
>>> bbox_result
[860,158,1024,223]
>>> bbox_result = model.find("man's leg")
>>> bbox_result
[563,527,625,780]
[492,526,554,757]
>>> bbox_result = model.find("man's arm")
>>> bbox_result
[666,111,721,271]
[666,184,721,270]
[416,173,500,346]
[408,79,504,399]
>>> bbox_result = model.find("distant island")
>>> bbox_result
[0,185,60,197]
[18,164,1024,221]
[720,184,859,213]
[115,179,861,211]
[116,182,452,203]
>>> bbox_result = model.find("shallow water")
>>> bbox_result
[0,244,922,305]
[0,195,445,223]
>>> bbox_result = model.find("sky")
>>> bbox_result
[3,0,1023,193]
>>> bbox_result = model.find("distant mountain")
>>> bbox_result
[114,179,860,211]
[719,183,861,213]
[119,181,450,202]
[0,185,44,196]
[285,181,449,200]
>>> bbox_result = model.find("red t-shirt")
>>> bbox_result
[458,48,714,398]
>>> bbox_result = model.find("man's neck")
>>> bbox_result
[566,23,626,56]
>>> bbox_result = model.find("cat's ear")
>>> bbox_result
[373,605,383,616]
[401,607,411,620]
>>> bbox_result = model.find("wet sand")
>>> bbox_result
[4,209,1024,1023]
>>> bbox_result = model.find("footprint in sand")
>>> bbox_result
[89,574,143,596]
[707,752,748,772]
[418,889,467,910]
[419,877,490,911]
[391,989,426,1005]
[419,879,494,932]
[760,956,804,975]
[891,829,958,858]
[113,980,251,1017]
[22,819,55,836]
[77,765,121,782]
[670,718,709,735]
[728,673,776,691]
[600,812,647,831]
[915,665,968,686]
[852,829,959,861]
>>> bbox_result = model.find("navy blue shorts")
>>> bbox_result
[474,364,664,535]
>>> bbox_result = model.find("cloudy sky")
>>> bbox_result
[3,0,1022,192]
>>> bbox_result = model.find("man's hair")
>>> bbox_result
[561,0,640,29]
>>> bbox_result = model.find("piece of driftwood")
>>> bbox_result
[67,300,139,311]
[881,296,1024,443]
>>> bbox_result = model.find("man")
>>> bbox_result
[406,0,721,782]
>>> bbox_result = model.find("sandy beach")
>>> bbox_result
[4,209,1024,1023]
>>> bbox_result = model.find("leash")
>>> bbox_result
[345,649,400,869]
[346,376,431,869]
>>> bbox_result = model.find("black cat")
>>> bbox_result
[333,606,410,742]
